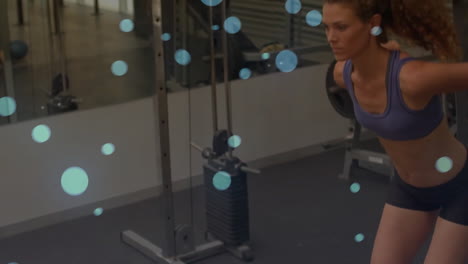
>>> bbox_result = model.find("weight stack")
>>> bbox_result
[203,159,250,246]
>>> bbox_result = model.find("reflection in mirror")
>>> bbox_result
[0,0,155,126]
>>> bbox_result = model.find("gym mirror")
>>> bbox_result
[0,0,155,126]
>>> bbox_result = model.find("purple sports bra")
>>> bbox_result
[343,50,443,140]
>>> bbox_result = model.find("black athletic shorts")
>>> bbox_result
[386,145,468,226]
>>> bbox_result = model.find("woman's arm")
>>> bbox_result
[401,60,468,96]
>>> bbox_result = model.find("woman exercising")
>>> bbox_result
[323,0,468,263]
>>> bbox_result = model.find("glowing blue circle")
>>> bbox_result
[306,10,322,27]
[435,156,453,173]
[262,53,270,60]
[61,167,89,196]
[224,16,242,34]
[212,25,220,31]
[94,207,104,216]
[32,124,51,143]
[120,19,134,32]
[285,0,302,14]
[371,26,383,36]
[111,60,128,76]
[201,0,222,7]
[350,183,361,193]
[0,96,17,117]
[161,33,171,41]
[175,49,191,66]
[239,68,252,80]
[355,233,365,243]
[228,135,242,148]
[101,143,115,155]
[275,50,298,72]
[213,171,231,191]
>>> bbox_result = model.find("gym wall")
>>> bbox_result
[0,63,359,238]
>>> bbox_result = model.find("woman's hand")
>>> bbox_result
[380,40,401,50]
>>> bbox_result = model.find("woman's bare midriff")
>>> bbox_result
[378,118,467,188]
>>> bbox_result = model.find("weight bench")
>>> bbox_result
[338,119,395,181]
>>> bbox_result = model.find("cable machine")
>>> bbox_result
[121,0,258,262]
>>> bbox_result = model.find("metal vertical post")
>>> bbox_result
[46,0,57,74]
[121,0,178,260]
[51,0,69,93]
[209,7,218,132]
[17,0,24,26]
[287,14,295,48]
[52,0,61,34]
[0,0,18,123]
[221,0,233,158]
[93,0,100,16]
[180,0,188,86]
[153,0,176,257]
[296,15,303,46]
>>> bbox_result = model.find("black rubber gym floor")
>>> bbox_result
[0,138,440,264]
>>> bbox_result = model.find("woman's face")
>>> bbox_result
[322,3,374,61]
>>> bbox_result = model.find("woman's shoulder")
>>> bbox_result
[397,50,432,98]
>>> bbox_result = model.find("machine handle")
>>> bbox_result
[240,166,261,175]
[191,142,260,174]
[190,142,203,152]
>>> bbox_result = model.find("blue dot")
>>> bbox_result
[94,207,104,216]
[0,96,17,117]
[224,16,242,34]
[32,124,51,143]
[355,233,365,243]
[239,68,251,80]
[275,50,298,72]
[212,25,220,31]
[213,171,232,191]
[228,135,242,148]
[120,19,134,32]
[201,0,222,7]
[285,0,302,14]
[371,26,383,36]
[111,60,128,76]
[161,33,171,41]
[101,143,115,155]
[262,53,270,60]
[435,156,453,173]
[61,167,89,196]
[306,10,322,27]
[350,183,360,193]
[175,49,191,66]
